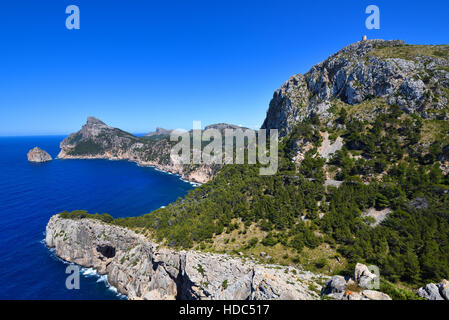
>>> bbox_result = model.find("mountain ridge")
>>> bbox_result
[57,118,249,183]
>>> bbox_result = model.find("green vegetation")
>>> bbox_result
[222,280,228,290]
[370,44,449,61]
[68,141,107,155]
[59,210,114,223]
[379,279,424,300]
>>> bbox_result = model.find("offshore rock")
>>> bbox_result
[27,147,52,163]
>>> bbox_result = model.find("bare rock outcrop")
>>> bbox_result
[262,40,449,137]
[318,132,343,161]
[321,263,391,300]
[362,208,391,227]
[417,280,449,300]
[46,215,325,300]
[27,147,52,163]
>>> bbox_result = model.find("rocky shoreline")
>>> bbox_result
[45,215,328,300]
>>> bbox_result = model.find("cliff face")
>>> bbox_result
[46,215,326,300]
[58,117,217,184]
[262,40,449,137]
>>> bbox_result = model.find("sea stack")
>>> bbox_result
[27,147,52,163]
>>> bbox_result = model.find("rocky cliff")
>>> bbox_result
[57,117,221,184]
[27,147,52,163]
[262,39,449,137]
[45,215,326,300]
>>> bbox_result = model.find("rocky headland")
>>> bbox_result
[46,215,327,300]
[57,117,224,184]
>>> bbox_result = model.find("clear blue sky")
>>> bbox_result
[0,0,448,135]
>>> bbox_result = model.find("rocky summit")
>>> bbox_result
[27,147,52,163]
[262,39,449,137]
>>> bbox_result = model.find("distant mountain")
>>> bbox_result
[58,118,248,183]
[146,127,174,137]
[205,123,250,131]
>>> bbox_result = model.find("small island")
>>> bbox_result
[27,147,52,163]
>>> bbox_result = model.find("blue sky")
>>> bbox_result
[0,0,448,135]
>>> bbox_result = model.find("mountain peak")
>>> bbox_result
[86,117,107,126]
[146,127,173,136]
[262,40,449,136]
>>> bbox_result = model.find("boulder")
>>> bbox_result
[417,283,444,300]
[322,275,347,294]
[342,288,391,301]
[362,290,392,300]
[438,280,449,300]
[354,263,378,289]
[321,263,391,300]
[343,291,366,300]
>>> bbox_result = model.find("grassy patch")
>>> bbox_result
[379,280,422,300]
[370,44,449,61]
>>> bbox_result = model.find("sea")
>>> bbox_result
[0,136,195,299]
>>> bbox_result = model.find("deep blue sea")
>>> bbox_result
[0,136,194,300]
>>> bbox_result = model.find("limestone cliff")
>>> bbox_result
[46,215,326,300]
[262,40,449,137]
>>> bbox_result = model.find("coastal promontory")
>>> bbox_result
[57,116,245,183]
